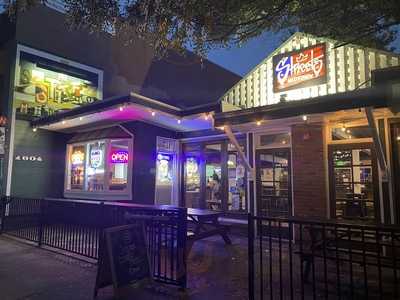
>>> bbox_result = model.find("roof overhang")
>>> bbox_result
[31,92,219,133]
[214,86,393,128]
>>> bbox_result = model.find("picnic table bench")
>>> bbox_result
[186,208,232,253]
[298,223,400,282]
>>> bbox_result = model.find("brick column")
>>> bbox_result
[291,124,327,218]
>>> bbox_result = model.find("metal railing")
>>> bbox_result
[0,197,187,288]
[248,214,400,300]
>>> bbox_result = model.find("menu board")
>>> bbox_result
[14,46,103,118]
[94,224,152,297]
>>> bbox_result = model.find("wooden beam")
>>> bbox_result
[365,107,388,181]
[224,125,255,178]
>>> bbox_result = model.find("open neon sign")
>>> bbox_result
[110,150,129,163]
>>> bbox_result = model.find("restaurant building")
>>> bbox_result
[1,3,400,226]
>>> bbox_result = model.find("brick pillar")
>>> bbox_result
[291,124,327,218]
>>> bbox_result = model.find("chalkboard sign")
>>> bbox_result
[94,224,152,298]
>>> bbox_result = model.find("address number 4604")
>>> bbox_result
[15,155,43,162]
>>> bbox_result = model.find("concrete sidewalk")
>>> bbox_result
[0,235,248,300]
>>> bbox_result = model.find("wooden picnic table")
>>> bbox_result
[186,208,232,252]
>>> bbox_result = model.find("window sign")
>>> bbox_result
[110,150,129,164]
[14,45,103,118]
[71,149,85,165]
[90,148,103,168]
[273,43,326,92]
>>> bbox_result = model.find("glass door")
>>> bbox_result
[256,148,291,219]
[329,144,379,221]
[182,139,247,213]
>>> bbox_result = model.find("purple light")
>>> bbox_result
[110,150,129,163]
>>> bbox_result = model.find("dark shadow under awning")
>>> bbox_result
[214,86,393,127]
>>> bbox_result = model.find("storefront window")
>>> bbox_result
[205,144,222,210]
[227,142,246,212]
[183,138,247,213]
[65,138,132,198]
[109,140,129,191]
[331,146,376,220]
[86,141,106,191]
[69,145,85,190]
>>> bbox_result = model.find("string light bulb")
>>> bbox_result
[204,113,209,121]
[397,136,400,141]
[62,120,66,125]
[79,116,83,121]
[119,106,124,112]
[341,124,346,132]
[32,127,37,132]
[177,119,181,124]
[151,111,156,117]
[256,120,262,126]
[302,115,308,121]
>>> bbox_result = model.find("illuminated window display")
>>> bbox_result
[65,138,132,199]
[109,140,129,191]
[183,139,247,213]
[14,46,102,118]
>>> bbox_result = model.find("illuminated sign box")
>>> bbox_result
[273,43,327,92]
[14,45,103,119]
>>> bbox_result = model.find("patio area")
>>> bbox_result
[0,234,248,300]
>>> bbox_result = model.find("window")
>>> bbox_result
[330,145,378,220]
[183,138,247,214]
[65,138,132,199]
[259,133,291,147]
[109,140,129,191]
[331,125,372,141]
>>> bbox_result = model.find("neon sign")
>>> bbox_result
[110,150,129,163]
[273,44,326,92]
[71,150,84,165]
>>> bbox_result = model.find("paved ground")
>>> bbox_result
[0,234,248,300]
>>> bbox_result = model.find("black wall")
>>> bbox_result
[11,120,70,198]
[123,121,177,205]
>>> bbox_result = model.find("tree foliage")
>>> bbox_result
[3,0,400,57]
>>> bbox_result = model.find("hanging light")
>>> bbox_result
[177,119,181,124]
[341,124,346,132]
[302,115,308,121]
[256,120,262,126]
[396,136,400,141]
[62,120,66,125]
[119,106,124,112]
[79,116,83,121]
[151,111,156,117]
[32,127,37,132]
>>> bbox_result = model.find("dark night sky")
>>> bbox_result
[206,30,400,77]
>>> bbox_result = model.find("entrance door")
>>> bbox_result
[390,122,400,224]
[256,148,292,219]
[328,144,379,221]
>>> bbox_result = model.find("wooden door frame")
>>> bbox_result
[328,143,380,221]
[255,147,292,218]
[388,118,400,224]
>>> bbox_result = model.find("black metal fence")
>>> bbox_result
[0,197,187,288]
[248,214,400,300]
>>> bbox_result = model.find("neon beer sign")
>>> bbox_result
[273,44,326,92]
[110,150,129,163]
